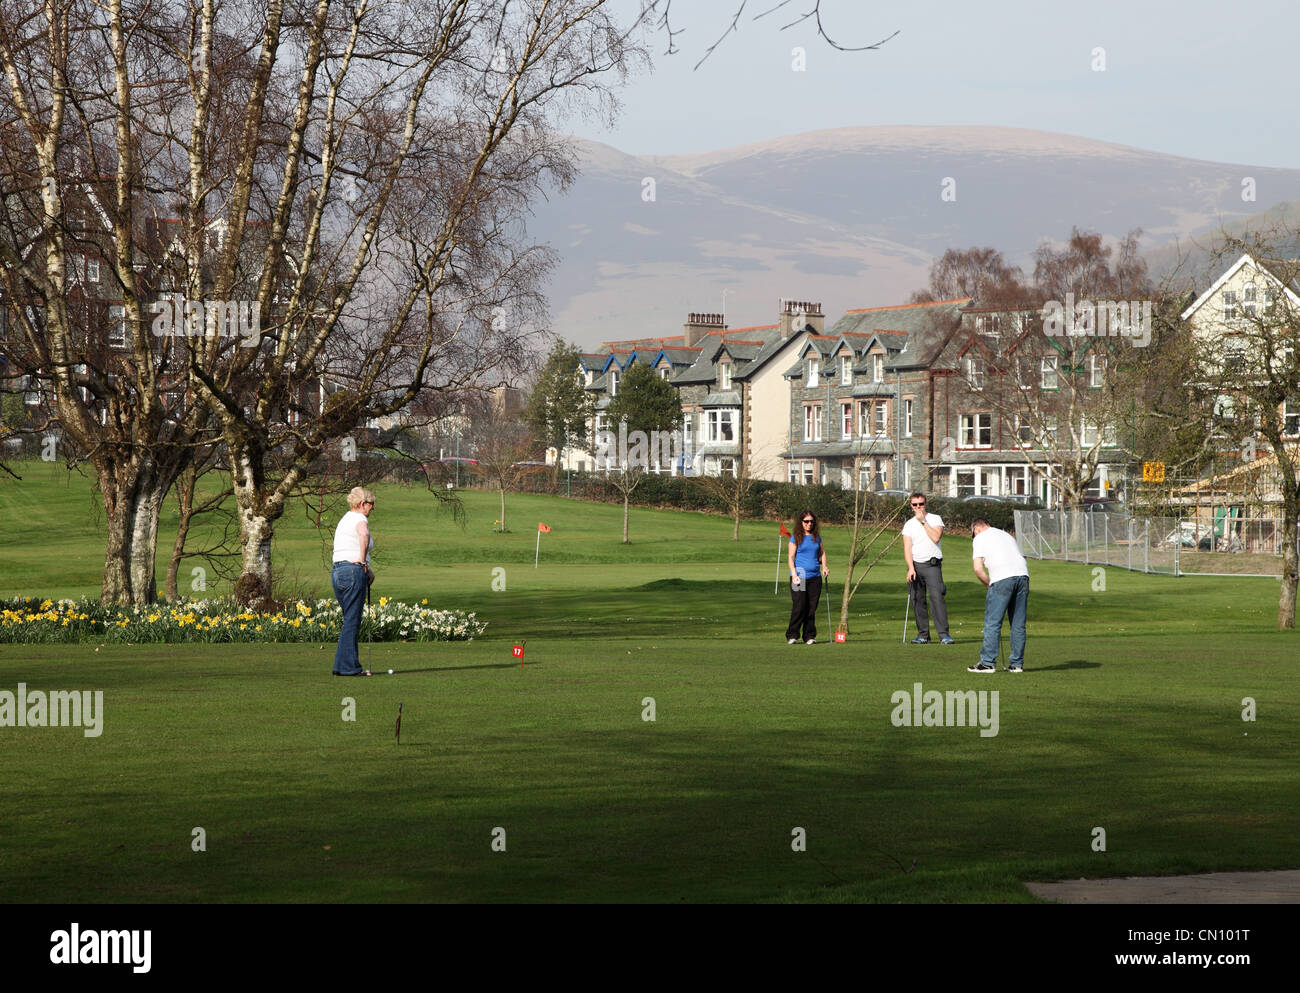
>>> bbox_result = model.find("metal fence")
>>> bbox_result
[1013,511,1290,578]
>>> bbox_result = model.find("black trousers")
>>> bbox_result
[910,558,949,639]
[786,575,822,642]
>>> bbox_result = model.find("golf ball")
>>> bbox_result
[387,669,393,675]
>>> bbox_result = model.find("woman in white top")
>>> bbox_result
[331,486,376,676]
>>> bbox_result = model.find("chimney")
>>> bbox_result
[780,300,824,338]
[683,311,726,348]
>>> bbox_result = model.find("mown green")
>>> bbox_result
[1,462,1296,902]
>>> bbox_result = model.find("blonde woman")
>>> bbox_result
[332,487,376,676]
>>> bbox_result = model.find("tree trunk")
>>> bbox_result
[500,486,506,532]
[1279,507,1297,630]
[733,507,740,540]
[97,460,170,605]
[166,464,197,600]
[623,493,630,543]
[235,508,275,609]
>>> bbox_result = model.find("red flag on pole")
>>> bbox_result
[538,522,552,533]
[779,523,791,537]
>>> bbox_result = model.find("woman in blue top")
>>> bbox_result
[786,510,830,644]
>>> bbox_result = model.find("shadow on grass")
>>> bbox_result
[1030,659,1102,672]
[387,661,540,675]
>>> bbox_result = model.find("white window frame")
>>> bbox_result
[874,401,887,436]
[1223,289,1238,321]
[719,363,732,390]
[1284,399,1300,437]
[1041,357,1058,390]
[807,357,820,388]
[959,413,992,449]
[1089,353,1104,388]
[1014,414,1035,447]
[858,400,870,438]
[108,305,126,348]
[659,366,671,381]
[706,409,735,443]
[609,368,619,396]
[841,402,853,440]
[1243,284,1257,318]
[872,353,884,383]
[840,355,852,386]
[904,399,913,437]
[965,354,984,390]
[682,414,693,447]
[804,404,822,442]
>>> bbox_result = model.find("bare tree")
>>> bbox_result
[1188,231,1300,629]
[949,229,1155,510]
[693,455,771,540]
[472,414,543,533]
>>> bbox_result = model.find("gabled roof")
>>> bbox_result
[1180,253,1300,321]
[825,297,972,371]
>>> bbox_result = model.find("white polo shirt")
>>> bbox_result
[903,514,944,562]
[972,526,1029,584]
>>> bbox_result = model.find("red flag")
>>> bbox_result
[779,523,791,538]
[538,522,552,533]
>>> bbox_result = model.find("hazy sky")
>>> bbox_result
[568,0,1297,167]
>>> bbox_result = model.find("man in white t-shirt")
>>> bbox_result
[968,518,1029,674]
[901,492,952,644]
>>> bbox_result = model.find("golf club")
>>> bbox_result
[365,578,373,676]
[902,582,912,645]
[823,572,831,643]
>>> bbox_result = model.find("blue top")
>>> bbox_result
[789,534,823,577]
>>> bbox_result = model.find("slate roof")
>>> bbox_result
[827,298,972,372]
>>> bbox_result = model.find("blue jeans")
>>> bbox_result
[332,562,369,674]
[980,574,1029,667]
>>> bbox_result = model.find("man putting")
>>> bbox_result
[968,518,1029,674]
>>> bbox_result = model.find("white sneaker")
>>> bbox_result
[805,639,817,645]
[788,638,798,645]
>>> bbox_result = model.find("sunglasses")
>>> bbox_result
[910,502,925,507]
[802,518,815,524]
[364,500,375,507]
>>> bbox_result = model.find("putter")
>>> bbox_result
[823,573,831,643]
[902,583,912,645]
[365,579,373,675]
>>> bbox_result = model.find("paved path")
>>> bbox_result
[1026,869,1300,904]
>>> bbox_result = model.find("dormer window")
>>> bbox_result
[659,366,671,381]
[807,357,819,388]
[840,355,851,385]
[965,355,984,390]
[872,354,884,383]
[609,368,619,396]
[719,362,732,390]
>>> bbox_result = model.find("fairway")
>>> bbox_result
[2,467,1298,903]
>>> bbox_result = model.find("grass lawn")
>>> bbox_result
[1,462,1298,902]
